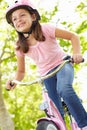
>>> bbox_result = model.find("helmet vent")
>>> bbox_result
[15,1,18,3]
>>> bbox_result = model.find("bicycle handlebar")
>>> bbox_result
[12,57,84,86]
[12,59,72,86]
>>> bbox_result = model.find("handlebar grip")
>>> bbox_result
[10,82,15,87]
[71,58,84,63]
[81,58,84,62]
[6,88,10,91]
[6,82,15,91]
[63,56,84,63]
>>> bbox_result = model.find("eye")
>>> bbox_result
[20,13,26,17]
[12,17,17,22]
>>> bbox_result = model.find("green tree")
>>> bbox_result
[0,1,15,130]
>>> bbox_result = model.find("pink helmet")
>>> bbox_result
[6,0,40,24]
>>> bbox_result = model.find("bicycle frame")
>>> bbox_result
[12,58,81,130]
[37,82,67,130]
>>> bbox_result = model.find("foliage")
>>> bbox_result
[4,83,45,130]
[41,6,58,22]
[0,0,87,129]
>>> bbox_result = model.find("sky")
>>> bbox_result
[36,0,82,24]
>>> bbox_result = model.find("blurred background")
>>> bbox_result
[0,0,87,129]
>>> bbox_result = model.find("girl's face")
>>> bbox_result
[11,8,36,33]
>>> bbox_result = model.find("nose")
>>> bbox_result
[17,16,22,23]
[13,16,22,28]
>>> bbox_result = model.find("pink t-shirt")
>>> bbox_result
[15,24,66,76]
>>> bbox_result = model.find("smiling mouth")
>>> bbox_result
[18,22,25,28]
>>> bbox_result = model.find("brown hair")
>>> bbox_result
[16,21,45,53]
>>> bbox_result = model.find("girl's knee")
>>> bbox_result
[57,84,72,98]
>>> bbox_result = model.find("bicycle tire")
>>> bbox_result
[36,120,60,130]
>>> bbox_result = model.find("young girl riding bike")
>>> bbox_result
[5,0,87,129]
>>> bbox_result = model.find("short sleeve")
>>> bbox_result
[15,44,24,57]
[41,24,56,39]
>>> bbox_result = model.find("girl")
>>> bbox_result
[6,0,87,129]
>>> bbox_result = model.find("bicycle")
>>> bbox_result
[11,56,83,130]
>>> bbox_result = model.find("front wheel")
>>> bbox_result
[36,120,59,130]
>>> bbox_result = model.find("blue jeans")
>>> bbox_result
[44,63,87,128]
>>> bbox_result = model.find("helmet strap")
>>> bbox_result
[17,20,37,41]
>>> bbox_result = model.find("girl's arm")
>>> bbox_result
[6,56,25,90]
[55,28,83,63]
[15,56,25,81]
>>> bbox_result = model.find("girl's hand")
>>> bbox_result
[72,54,83,64]
[6,80,16,91]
